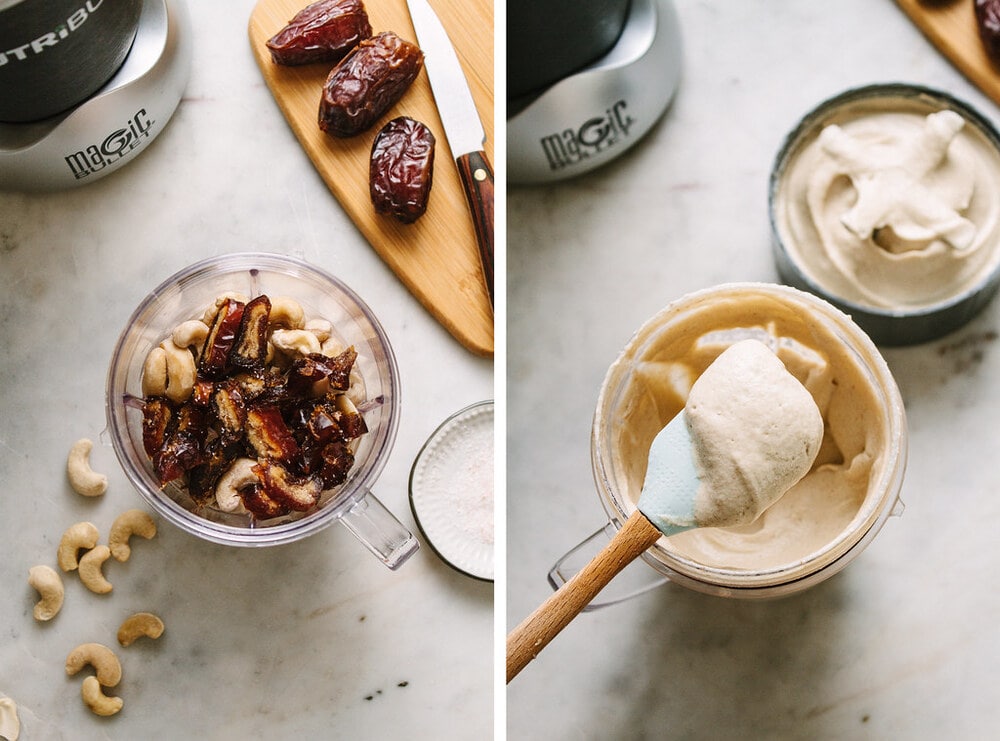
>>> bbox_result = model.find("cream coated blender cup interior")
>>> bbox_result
[591,283,907,597]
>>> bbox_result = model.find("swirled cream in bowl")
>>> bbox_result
[770,84,1000,345]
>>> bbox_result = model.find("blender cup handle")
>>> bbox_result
[340,491,419,570]
[549,523,669,609]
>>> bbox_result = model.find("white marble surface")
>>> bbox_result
[508,1,1000,739]
[0,2,492,739]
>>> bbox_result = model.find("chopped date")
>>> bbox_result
[242,482,290,519]
[200,298,245,378]
[229,295,272,371]
[255,460,323,511]
[246,405,301,462]
[266,0,372,66]
[977,0,1000,66]
[141,397,173,459]
[370,116,435,224]
[318,31,423,137]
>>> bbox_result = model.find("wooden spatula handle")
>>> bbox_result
[506,511,662,682]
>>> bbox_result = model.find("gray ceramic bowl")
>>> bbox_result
[769,83,1000,345]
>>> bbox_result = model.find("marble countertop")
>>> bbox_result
[0,2,492,739]
[508,1,1000,739]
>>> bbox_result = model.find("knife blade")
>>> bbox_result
[405,0,494,308]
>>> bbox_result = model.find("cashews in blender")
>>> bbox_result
[108,509,157,562]
[27,565,64,621]
[66,438,108,497]
[214,457,258,512]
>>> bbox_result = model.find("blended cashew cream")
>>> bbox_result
[685,339,824,529]
[600,288,893,574]
[774,95,1000,310]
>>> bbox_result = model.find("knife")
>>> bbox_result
[405,0,495,308]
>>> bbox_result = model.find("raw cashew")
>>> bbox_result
[269,296,305,329]
[57,522,99,572]
[271,329,321,356]
[201,292,249,325]
[28,564,64,621]
[66,643,122,687]
[320,335,346,358]
[305,318,332,342]
[141,345,168,396]
[214,458,257,512]
[117,612,165,646]
[159,339,196,403]
[0,694,20,741]
[66,438,108,497]
[81,676,122,717]
[171,319,210,351]
[108,509,157,562]
[78,545,113,594]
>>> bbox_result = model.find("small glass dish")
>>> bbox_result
[408,400,494,581]
[105,252,417,567]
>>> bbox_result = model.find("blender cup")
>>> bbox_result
[553,283,907,604]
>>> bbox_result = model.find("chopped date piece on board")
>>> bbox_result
[266,0,372,66]
[370,116,436,224]
[977,0,1000,67]
[318,31,423,137]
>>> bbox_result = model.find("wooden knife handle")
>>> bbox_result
[456,150,494,307]
[506,511,662,682]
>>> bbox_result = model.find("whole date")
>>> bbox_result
[369,116,436,224]
[318,31,423,137]
[266,0,372,66]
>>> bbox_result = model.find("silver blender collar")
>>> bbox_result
[0,0,191,191]
[507,0,682,185]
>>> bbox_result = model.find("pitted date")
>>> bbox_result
[369,116,435,224]
[266,0,372,66]
[318,31,423,137]
[977,0,1000,66]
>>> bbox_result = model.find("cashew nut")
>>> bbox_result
[66,643,122,687]
[141,345,168,396]
[81,676,123,717]
[214,457,257,512]
[159,339,197,403]
[28,565,64,621]
[57,522,99,572]
[117,612,165,647]
[320,335,346,358]
[269,296,305,329]
[271,329,321,356]
[201,292,249,325]
[0,694,20,741]
[66,438,108,497]
[78,545,113,594]
[108,509,157,562]
[305,318,332,342]
[171,319,210,352]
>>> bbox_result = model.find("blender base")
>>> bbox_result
[0,0,191,191]
[507,0,682,185]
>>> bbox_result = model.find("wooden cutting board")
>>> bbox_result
[248,0,494,356]
[895,0,1000,108]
